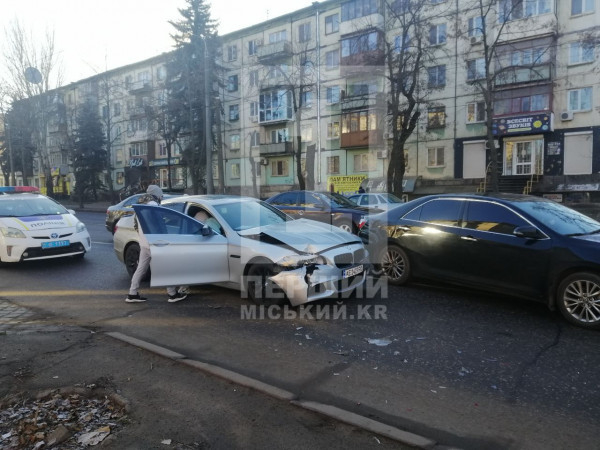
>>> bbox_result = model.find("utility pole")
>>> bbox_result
[6,121,16,185]
[204,37,214,194]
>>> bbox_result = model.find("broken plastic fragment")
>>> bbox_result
[366,338,392,346]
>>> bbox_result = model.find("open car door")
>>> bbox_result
[132,204,229,287]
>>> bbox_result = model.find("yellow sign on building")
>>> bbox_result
[327,175,367,196]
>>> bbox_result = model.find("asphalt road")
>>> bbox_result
[2,211,600,449]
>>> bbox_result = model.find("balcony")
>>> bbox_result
[341,93,385,112]
[257,41,292,61]
[128,80,152,93]
[340,130,382,148]
[495,64,552,88]
[259,141,293,155]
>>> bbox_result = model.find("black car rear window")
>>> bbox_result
[404,199,462,226]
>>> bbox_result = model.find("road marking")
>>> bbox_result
[92,241,113,245]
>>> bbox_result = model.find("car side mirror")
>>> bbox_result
[513,226,541,239]
[201,225,213,236]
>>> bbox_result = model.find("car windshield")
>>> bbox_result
[321,192,359,207]
[213,200,290,231]
[0,196,69,217]
[517,200,600,236]
[381,193,403,204]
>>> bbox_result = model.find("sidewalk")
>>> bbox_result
[62,200,112,213]
[0,298,420,449]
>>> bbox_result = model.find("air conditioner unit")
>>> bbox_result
[260,158,269,166]
[560,111,574,121]
[256,39,263,46]
[376,150,388,159]
[470,36,483,45]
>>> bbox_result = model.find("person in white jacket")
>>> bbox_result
[126,185,188,303]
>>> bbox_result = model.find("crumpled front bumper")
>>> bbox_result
[269,260,369,307]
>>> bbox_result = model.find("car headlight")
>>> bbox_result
[76,222,87,233]
[0,227,26,238]
[277,254,327,268]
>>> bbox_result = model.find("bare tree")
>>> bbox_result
[1,19,63,195]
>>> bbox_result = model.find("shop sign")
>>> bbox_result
[543,193,563,202]
[492,113,553,136]
[327,175,367,195]
[149,157,181,167]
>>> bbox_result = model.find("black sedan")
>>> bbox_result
[359,193,600,329]
[265,190,380,234]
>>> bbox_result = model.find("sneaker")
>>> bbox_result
[126,293,147,303]
[168,293,188,303]
[177,287,190,295]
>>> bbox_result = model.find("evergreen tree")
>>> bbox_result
[167,0,220,194]
[72,100,107,207]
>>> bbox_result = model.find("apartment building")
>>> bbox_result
[8,0,599,202]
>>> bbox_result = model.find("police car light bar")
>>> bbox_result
[0,186,40,193]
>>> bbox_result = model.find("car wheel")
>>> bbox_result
[380,244,410,285]
[337,220,353,234]
[124,243,150,281]
[557,272,600,329]
[246,263,286,306]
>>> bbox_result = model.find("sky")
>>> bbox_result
[0,0,313,85]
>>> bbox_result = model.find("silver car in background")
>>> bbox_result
[113,195,369,306]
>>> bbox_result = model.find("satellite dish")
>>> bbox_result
[24,67,42,84]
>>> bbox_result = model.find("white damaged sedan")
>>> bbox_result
[113,195,369,305]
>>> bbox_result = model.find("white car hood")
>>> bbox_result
[239,218,360,253]
[1,214,76,231]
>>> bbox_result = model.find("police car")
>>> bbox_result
[0,186,91,263]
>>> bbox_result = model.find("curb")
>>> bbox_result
[106,331,437,448]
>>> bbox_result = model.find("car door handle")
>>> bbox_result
[153,240,170,247]
[461,235,477,242]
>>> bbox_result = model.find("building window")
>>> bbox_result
[509,47,549,66]
[298,23,311,42]
[466,101,486,123]
[326,86,340,104]
[157,66,166,81]
[113,103,121,116]
[231,163,241,179]
[326,50,340,69]
[427,106,446,129]
[572,0,595,14]
[354,153,375,172]
[269,30,287,43]
[428,65,446,87]
[270,128,289,143]
[495,94,549,115]
[569,42,595,64]
[325,14,339,34]
[272,160,289,176]
[341,31,379,57]
[248,39,259,56]
[429,24,446,45]
[259,89,293,123]
[129,142,147,157]
[116,172,124,185]
[327,156,340,174]
[230,134,241,150]
[250,101,259,117]
[468,16,483,36]
[249,70,259,87]
[229,104,239,121]
[159,142,167,157]
[341,0,380,21]
[301,90,313,107]
[227,75,238,92]
[301,124,313,142]
[568,87,593,111]
[499,0,552,22]
[250,131,260,147]
[342,111,378,133]
[427,147,445,167]
[327,122,340,138]
[394,34,410,52]
[467,58,486,80]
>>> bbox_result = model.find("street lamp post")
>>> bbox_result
[6,121,16,186]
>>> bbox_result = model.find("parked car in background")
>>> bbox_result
[348,192,403,211]
[113,195,369,306]
[359,193,600,329]
[0,186,91,263]
[265,190,381,234]
[105,193,178,233]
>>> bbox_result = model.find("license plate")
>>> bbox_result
[343,264,363,278]
[42,240,70,249]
